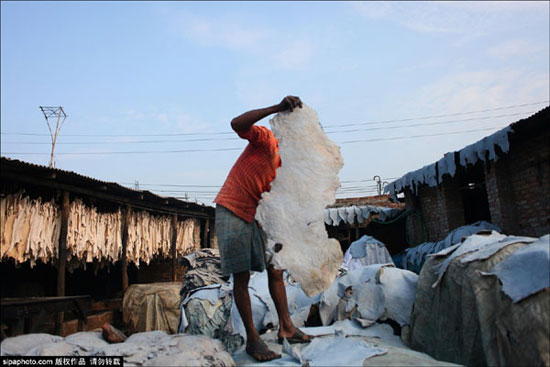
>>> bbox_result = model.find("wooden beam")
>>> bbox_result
[55,190,70,335]
[171,214,178,282]
[121,205,131,293]
[202,217,210,249]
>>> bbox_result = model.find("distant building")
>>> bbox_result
[385,107,549,244]
[324,195,407,254]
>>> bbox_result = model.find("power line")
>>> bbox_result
[1,124,510,155]
[121,182,223,188]
[322,100,548,128]
[2,100,547,138]
[118,178,396,187]
[323,111,535,134]
[337,126,506,144]
[1,110,534,145]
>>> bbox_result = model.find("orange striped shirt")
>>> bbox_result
[214,125,281,223]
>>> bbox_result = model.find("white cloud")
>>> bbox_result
[352,1,548,37]
[179,15,272,51]
[167,10,314,71]
[404,68,549,116]
[275,40,313,69]
[487,39,546,60]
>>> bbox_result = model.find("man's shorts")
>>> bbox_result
[215,204,268,276]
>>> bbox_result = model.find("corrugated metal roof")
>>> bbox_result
[1,156,213,216]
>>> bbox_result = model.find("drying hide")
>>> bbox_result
[255,104,344,297]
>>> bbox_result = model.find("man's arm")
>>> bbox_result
[231,96,303,132]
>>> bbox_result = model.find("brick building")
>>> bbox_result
[385,107,549,244]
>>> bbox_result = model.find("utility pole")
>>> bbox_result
[374,175,382,196]
[40,106,67,168]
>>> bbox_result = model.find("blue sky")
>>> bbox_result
[1,1,549,203]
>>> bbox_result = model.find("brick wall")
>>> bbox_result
[485,126,550,237]
[405,109,549,243]
[406,174,466,243]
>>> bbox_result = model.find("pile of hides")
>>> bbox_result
[400,220,501,273]
[178,283,242,354]
[255,104,344,297]
[226,271,320,338]
[406,231,550,366]
[123,283,182,335]
[324,205,402,226]
[342,235,394,271]
[179,271,319,354]
[0,330,234,366]
[232,320,458,366]
[1,193,61,267]
[319,264,418,328]
[179,248,227,299]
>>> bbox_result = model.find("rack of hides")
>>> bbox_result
[1,192,202,270]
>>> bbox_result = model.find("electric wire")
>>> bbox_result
[1,110,534,145]
[0,125,511,155]
[2,100,546,138]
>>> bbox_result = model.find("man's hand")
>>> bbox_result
[231,96,303,132]
[277,96,303,112]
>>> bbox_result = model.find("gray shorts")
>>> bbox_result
[215,205,267,276]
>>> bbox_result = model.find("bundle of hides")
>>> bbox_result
[342,235,394,271]
[123,283,182,335]
[1,193,61,267]
[255,104,344,297]
[179,271,320,354]
[0,330,234,366]
[179,248,227,298]
[406,232,549,366]
[319,263,418,328]
[401,220,501,273]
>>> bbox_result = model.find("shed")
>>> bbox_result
[324,195,407,254]
[1,157,215,336]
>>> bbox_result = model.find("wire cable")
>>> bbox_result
[2,125,508,155]
[2,101,546,137]
[1,110,535,145]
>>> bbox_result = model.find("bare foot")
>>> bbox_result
[246,338,281,362]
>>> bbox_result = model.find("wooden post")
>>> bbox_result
[202,217,210,249]
[171,214,178,282]
[121,205,131,293]
[55,191,69,335]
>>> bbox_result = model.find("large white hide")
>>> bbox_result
[255,105,344,297]
[1,193,61,267]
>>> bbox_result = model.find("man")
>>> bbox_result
[214,96,313,361]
